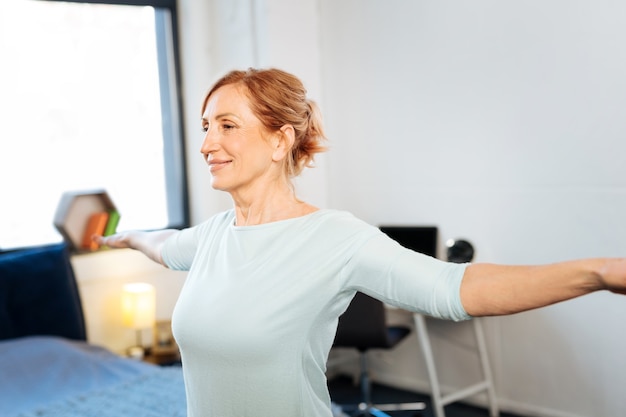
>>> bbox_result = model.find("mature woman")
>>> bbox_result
[96,68,626,417]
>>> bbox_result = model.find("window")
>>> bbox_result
[0,0,188,250]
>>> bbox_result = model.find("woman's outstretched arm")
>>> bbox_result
[460,258,626,316]
[93,229,179,267]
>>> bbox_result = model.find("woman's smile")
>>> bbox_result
[207,157,232,173]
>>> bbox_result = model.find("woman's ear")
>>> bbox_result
[272,124,295,162]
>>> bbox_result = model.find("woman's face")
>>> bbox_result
[200,84,279,194]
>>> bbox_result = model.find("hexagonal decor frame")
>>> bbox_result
[53,189,118,253]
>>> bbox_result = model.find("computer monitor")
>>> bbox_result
[378,225,438,258]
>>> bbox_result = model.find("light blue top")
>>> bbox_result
[163,209,469,417]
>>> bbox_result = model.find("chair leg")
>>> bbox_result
[342,352,376,416]
[359,352,372,410]
[339,351,425,417]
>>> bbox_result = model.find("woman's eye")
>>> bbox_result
[201,121,235,133]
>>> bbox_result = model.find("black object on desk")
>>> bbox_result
[379,225,438,257]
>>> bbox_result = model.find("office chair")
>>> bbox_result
[332,292,426,417]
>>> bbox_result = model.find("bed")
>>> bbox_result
[0,243,186,417]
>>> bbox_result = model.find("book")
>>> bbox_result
[81,211,109,250]
[103,209,121,236]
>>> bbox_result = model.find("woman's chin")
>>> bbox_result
[210,179,230,192]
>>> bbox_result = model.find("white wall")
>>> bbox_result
[317,1,626,417]
[75,1,626,416]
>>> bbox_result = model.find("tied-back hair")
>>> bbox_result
[202,68,327,177]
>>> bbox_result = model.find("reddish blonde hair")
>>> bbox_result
[202,68,327,177]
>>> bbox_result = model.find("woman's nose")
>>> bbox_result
[200,129,219,155]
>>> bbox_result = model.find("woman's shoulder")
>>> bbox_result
[313,208,369,224]
[196,209,236,227]
[307,209,381,236]
[179,210,235,239]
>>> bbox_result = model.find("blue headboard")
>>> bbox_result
[0,243,86,341]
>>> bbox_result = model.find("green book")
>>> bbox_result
[103,209,121,236]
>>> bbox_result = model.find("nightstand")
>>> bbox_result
[143,349,181,366]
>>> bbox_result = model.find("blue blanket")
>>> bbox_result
[15,367,186,417]
[0,336,186,417]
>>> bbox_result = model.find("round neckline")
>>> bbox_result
[230,208,329,230]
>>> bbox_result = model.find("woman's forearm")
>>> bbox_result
[460,259,612,317]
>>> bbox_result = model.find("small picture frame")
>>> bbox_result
[152,320,178,355]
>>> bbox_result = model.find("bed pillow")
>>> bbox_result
[0,243,86,341]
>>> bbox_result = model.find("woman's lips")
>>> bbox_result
[208,159,231,172]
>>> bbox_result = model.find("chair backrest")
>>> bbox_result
[333,292,391,352]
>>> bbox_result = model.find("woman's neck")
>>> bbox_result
[230,183,317,226]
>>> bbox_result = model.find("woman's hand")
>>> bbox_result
[91,229,179,266]
[92,232,133,249]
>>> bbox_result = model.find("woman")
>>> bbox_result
[96,68,626,417]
